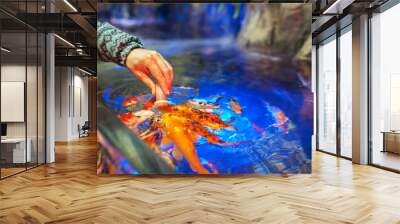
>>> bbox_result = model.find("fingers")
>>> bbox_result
[133,68,166,101]
[152,54,172,92]
[146,58,170,96]
[159,56,174,92]
[154,85,166,101]
[131,69,156,96]
[128,49,173,99]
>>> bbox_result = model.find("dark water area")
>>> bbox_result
[164,41,312,173]
[98,3,246,39]
[98,3,313,174]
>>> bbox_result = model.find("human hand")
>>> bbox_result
[125,48,174,101]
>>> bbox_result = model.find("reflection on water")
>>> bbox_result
[99,36,312,174]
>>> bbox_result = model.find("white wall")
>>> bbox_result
[54,67,89,141]
[55,66,69,141]
[1,63,46,163]
[0,65,42,138]
[72,73,89,138]
[1,65,26,139]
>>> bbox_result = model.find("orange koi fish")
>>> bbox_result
[184,100,220,110]
[276,111,288,124]
[161,113,212,174]
[273,111,289,133]
[184,117,240,146]
[119,101,237,174]
[160,112,239,174]
[264,101,293,134]
[186,118,227,145]
[229,98,242,114]
[161,105,235,131]
[191,111,235,130]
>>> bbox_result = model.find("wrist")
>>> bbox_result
[125,47,142,69]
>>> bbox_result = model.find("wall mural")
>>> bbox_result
[97,3,313,175]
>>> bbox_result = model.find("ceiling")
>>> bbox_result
[310,0,390,43]
[0,0,97,74]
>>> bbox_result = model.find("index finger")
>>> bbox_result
[146,58,170,96]
[159,56,174,92]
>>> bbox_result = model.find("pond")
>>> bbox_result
[98,3,312,174]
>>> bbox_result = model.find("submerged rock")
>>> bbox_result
[237,4,312,60]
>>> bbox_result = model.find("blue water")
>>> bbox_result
[103,37,312,174]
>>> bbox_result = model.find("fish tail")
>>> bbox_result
[190,161,211,174]
[185,146,210,174]
[171,130,210,174]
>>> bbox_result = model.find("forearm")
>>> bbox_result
[97,21,143,65]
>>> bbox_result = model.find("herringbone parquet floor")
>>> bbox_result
[1,135,400,224]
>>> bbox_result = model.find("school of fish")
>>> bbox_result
[107,86,293,174]
[118,94,239,174]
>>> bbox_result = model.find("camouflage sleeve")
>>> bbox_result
[97,21,143,65]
